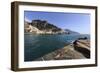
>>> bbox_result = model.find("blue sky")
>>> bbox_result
[24,11,90,34]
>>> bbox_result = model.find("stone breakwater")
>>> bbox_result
[35,39,90,61]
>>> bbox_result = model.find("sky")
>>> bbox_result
[24,11,90,34]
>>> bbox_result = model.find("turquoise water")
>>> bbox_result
[24,34,90,61]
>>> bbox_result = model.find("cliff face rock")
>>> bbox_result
[31,20,61,32]
[24,20,79,34]
[24,21,43,34]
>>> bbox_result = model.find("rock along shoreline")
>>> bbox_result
[35,39,90,61]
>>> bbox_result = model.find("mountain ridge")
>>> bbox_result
[24,19,79,34]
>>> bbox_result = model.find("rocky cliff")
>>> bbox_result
[24,20,79,34]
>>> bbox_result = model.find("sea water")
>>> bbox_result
[24,34,90,61]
